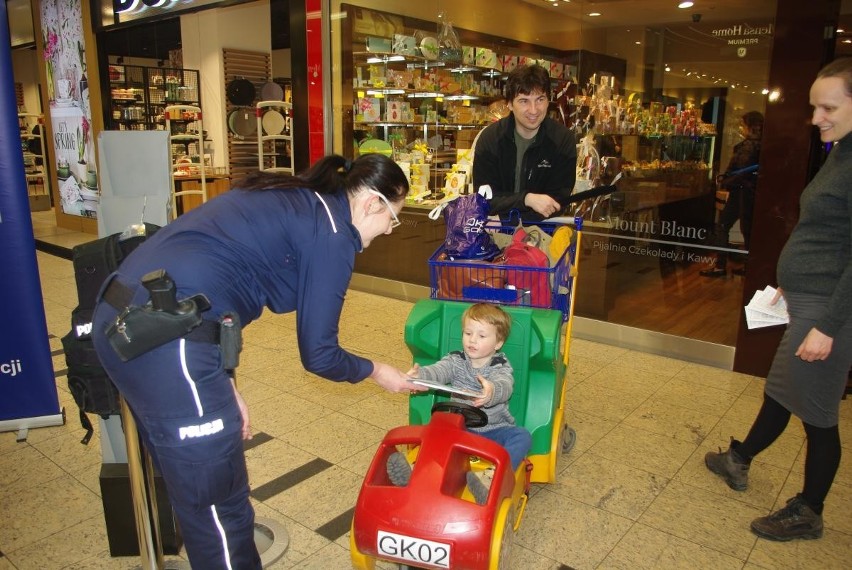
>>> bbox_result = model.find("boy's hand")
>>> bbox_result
[405,363,421,378]
[472,375,493,407]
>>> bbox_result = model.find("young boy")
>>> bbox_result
[387,303,532,505]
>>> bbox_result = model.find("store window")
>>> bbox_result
[326,0,776,348]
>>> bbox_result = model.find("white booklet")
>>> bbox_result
[411,379,483,398]
[745,286,790,329]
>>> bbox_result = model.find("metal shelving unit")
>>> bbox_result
[165,105,206,218]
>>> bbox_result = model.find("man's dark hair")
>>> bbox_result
[505,64,551,102]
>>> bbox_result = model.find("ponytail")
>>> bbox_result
[237,153,408,202]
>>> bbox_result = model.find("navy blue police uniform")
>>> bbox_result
[91,187,374,569]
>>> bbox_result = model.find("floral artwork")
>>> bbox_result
[41,0,98,218]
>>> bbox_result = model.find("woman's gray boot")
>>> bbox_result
[705,438,750,491]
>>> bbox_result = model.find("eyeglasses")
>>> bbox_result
[367,189,401,229]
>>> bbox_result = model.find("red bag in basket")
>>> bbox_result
[503,230,551,307]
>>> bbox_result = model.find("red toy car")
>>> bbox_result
[350,402,530,570]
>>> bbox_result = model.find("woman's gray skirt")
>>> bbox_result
[765,291,852,427]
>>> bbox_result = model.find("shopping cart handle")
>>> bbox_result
[566,183,618,205]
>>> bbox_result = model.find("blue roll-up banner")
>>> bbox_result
[0,3,64,436]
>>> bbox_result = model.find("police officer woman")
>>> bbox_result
[91,153,423,569]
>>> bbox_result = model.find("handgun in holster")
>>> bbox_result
[106,269,211,362]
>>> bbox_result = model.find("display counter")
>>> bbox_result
[573,173,715,320]
[174,174,230,214]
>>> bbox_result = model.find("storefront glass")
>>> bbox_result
[329,0,777,348]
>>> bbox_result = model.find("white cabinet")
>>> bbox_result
[256,101,293,174]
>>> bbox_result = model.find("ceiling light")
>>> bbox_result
[837,28,845,33]
[366,55,405,64]
[844,39,852,44]
[665,65,671,72]
[589,12,601,17]
[761,88,770,95]
[367,89,406,95]
[678,1,694,8]
[768,89,782,102]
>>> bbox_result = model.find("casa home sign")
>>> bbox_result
[711,23,774,46]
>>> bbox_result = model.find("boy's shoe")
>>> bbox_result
[751,495,824,541]
[386,452,412,487]
[705,438,750,491]
[466,468,495,505]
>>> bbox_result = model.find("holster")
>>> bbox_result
[218,312,242,371]
[106,294,210,362]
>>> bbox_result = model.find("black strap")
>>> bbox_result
[79,409,94,445]
[186,320,220,344]
[102,278,135,311]
[102,279,220,344]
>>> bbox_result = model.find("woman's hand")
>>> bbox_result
[371,361,428,394]
[770,287,785,305]
[231,377,252,440]
[472,375,494,408]
[796,328,833,362]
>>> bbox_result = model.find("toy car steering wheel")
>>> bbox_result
[431,401,488,428]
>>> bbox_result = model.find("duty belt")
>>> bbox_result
[102,279,220,344]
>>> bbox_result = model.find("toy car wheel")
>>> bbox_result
[431,401,488,428]
[562,424,577,454]
[488,501,515,570]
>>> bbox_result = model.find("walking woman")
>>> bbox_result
[706,58,852,541]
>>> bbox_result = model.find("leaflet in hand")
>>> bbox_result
[745,286,789,329]
[411,379,483,398]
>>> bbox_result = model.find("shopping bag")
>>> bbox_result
[431,188,500,260]
[504,231,551,307]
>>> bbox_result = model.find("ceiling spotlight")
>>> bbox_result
[844,39,852,44]
[665,65,671,72]
[678,1,694,8]
[589,12,601,17]
[768,89,782,102]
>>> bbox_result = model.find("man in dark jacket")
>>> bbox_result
[473,64,577,221]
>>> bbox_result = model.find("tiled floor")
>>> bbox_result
[2,216,851,569]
